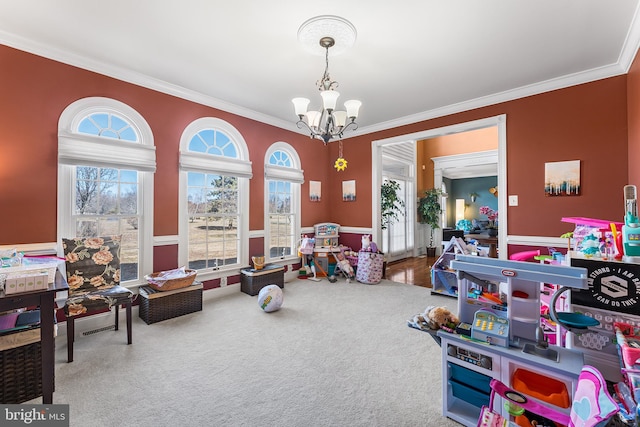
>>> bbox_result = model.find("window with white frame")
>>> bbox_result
[58,97,156,284]
[264,143,303,262]
[179,118,252,275]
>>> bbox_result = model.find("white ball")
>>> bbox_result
[258,284,283,312]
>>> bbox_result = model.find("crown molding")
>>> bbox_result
[0,30,300,134]
[1,19,637,139]
[356,62,627,137]
[619,0,640,73]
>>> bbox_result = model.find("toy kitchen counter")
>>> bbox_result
[437,330,584,427]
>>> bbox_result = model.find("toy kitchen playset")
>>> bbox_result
[436,255,591,427]
[429,187,640,426]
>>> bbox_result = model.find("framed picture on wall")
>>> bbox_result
[545,160,581,196]
[309,180,321,202]
[342,180,356,201]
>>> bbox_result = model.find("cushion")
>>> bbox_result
[569,365,618,427]
[62,236,133,316]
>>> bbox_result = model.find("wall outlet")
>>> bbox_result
[508,195,518,206]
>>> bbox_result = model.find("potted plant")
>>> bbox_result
[381,179,405,230]
[479,205,499,236]
[418,188,443,257]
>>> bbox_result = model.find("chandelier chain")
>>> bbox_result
[317,45,338,92]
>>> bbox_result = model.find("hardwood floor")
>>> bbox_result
[385,256,437,288]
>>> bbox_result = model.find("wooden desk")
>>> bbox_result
[0,271,68,403]
[466,233,498,258]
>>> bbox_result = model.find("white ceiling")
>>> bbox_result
[1,1,639,138]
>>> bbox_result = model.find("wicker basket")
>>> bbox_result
[145,269,197,292]
[251,256,265,270]
[0,339,43,403]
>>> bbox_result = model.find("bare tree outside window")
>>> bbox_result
[73,165,140,281]
[187,173,240,270]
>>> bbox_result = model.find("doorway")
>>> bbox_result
[371,115,507,258]
[381,142,415,262]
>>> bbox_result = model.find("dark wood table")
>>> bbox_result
[466,233,499,258]
[0,271,68,403]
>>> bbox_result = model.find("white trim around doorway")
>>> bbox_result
[371,114,507,258]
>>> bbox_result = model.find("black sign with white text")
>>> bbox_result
[571,258,640,315]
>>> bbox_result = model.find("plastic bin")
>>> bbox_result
[448,362,491,392]
[512,368,570,408]
[449,379,490,408]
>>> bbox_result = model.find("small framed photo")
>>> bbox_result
[309,180,321,202]
[545,160,581,196]
[342,180,356,201]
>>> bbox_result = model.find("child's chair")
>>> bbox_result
[477,365,618,427]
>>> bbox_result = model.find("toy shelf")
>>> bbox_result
[313,222,340,250]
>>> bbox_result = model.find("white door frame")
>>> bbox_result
[371,114,507,258]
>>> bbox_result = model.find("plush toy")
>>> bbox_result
[361,234,371,251]
[409,306,459,332]
[425,306,459,331]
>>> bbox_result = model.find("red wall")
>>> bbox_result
[0,45,333,245]
[0,43,635,250]
[324,77,629,238]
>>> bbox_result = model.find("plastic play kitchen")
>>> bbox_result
[437,255,594,426]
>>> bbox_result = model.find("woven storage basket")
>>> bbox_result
[145,269,196,292]
[0,340,44,403]
[138,284,203,324]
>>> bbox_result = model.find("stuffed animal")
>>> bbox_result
[425,306,459,331]
[361,234,371,251]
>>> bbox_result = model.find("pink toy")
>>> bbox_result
[509,249,540,262]
[477,366,618,427]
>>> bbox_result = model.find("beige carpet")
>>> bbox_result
[37,278,463,427]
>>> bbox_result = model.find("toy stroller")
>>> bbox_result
[334,250,355,283]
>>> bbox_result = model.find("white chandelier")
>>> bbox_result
[292,17,361,145]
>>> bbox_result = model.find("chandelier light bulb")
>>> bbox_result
[344,100,361,119]
[320,90,340,111]
[292,97,310,117]
[333,111,347,127]
[306,110,322,128]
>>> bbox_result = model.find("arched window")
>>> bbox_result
[58,97,155,285]
[264,142,303,262]
[179,118,252,278]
